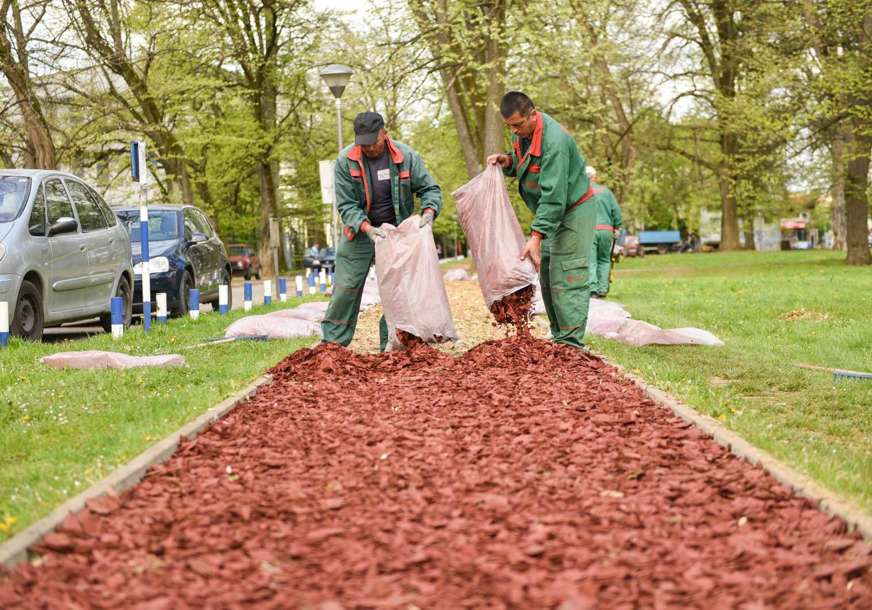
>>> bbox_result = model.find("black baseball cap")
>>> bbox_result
[354,111,385,146]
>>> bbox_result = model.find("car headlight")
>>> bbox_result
[133,256,171,275]
[0,243,5,262]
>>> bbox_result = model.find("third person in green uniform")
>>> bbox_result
[487,91,596,349]
[586,166,623,298]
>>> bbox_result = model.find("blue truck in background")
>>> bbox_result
[638,230,682,254]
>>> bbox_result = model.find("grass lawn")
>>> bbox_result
[0,297,323,541]
[588,250,872,513]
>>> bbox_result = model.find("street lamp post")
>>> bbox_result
[319,64,354,250]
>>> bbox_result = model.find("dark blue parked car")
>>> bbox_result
[113,204,232,317]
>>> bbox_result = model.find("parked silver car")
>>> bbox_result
[0,170,133,340]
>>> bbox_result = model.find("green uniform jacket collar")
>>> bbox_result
[346,136,405,164]
[512,110,544,171]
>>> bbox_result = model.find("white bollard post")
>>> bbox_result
[189,288,200,320]
[0,301,9,347]
[219,285,229,315]
[319,269,327,293]
[110,296,124,340]
[295,275,304,298]
[243,282,253,311]
[156,293,167,324]
[264,279,272,305]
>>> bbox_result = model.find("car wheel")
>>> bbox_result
[209,269,232,311]
[100,276,133,333]
[12,280,44,341]
[255,266,261,280]
[171,270,194,318]
[244,269,251,281]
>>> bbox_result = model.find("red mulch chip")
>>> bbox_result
[1,336,870,608]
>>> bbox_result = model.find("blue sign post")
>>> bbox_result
[140,206,151,333]
[131,140,151,332]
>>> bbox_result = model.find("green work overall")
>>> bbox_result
[504,111,594,348]
[589,183,623,296]
[320,137,442,351]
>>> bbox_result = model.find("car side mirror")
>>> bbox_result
[48,217,78,237]
[190,232,208,244]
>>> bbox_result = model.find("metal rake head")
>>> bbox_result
[833,369,872,382]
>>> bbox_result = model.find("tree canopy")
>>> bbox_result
[0,0,869,264]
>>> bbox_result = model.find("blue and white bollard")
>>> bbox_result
[188,288,200,320]
[0,301,9,347]
[156,293,168,324]
[279,278,287,303]
[295,275,304,298]
[243,281,253,312]
[140,206,152,333]
[308,271,316,295]
[329,271,334,287]
[264,279,272,305]
[219,284,229,315]
[319,269,327,293]
[110,296,124,340]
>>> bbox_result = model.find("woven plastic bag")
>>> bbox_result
[453,165,537,307]
[375,215,458,350]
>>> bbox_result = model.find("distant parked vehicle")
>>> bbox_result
[228,243,261,280]
[114,205,231,317]
[303,247,336,274]
[622,235,644,258]
[638,230,682,254]
[0,169,133,339]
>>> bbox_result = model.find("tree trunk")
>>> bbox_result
[411,0,506,179]
[717,144,741,251]
[0,1,56,169]
[479,0,506,164]
[442,70,482,178]
[256,67,279,278]
[844,128,871,265]
[830,128,848,250]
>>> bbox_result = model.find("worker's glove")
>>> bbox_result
[419,209,435,228]
[365,225,386,243]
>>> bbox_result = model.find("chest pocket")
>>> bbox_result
[399,169,412,205]
[349,167,365,201]
[524,163,541,192]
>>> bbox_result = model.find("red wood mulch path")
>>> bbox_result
[1,337,870,609]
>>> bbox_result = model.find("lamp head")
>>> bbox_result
[320,64,354,98]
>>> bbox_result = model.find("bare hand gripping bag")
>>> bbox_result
[453,165,537,308]
[374,215,459,351]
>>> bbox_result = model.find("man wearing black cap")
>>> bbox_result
[321,111,442,351]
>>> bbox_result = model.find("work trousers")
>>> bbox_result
[320,234,389,352]
[590,229,615,296]
[539,200,596,349]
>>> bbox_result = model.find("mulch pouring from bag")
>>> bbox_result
[2,338,871,609]
[489,284,534,333]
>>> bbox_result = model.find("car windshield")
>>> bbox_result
[0,175,32,222]
[229,246,248,256]
[118,210,179,241]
